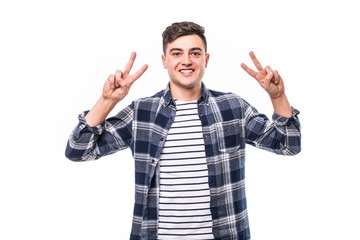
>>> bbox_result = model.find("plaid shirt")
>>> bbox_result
[65,83,301,240]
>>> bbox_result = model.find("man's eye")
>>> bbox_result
[172,52,181,56]
[192,52,201,56]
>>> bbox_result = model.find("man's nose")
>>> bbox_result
[182,54,192,65]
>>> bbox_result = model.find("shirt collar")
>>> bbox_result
[162,82,209,107]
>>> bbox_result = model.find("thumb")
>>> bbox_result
[119,78,127,88]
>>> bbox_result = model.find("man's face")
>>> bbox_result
[162,34,209,92]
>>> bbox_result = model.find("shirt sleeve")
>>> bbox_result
[65,102,134,161]
[243,99,301,155]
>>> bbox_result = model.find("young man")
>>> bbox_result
[65,22,301,240]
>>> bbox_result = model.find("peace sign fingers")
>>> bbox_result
[241,51,268,81]
[123,52,148,85]
[102,51,148,103]
[240,51,285,98]
[241,51,266,80]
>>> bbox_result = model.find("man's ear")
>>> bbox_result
[205,53,210,68]
[161,54,167,69]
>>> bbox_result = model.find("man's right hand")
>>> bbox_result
[84,52,147,127]
[103,52,148,103]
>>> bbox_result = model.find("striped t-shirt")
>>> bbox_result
[158,100,214,240]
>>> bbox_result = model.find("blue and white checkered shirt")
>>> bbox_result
[65,83,301,240]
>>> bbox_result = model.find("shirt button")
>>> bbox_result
[160,137,164,141]
[170,116,173,119]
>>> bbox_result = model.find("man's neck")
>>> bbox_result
[169,82,202,101]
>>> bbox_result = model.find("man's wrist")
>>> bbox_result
[99,96,118,112]
[271,92,292,118]
[84,96,118,127]
[270,86,285,99]
[270,90,285,99]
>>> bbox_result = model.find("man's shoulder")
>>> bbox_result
[134,89,165,103]
[208,88,242,103]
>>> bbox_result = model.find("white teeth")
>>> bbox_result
[180,70,194,73]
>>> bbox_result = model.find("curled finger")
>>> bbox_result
[273,70,280,84]
[108,74,115,89]
[115,69,123,88]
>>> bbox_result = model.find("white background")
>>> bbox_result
[1,0,359,239]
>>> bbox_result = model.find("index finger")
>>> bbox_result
[249,51,263,71]
[241,63,257,79]
[124,51,136,74]
[129,64,148,84]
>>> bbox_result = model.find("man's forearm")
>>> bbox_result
[271,93,292,118]
[84,97,118,127]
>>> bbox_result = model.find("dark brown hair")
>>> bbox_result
[162,21,207,54]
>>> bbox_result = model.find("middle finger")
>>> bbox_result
[249,51,264,71]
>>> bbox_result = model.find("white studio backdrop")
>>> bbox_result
[0,0,359,239]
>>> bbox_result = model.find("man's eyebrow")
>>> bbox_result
[169,48,183,52]
[190,47,203,52]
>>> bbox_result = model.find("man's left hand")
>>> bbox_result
[241,51,284,98]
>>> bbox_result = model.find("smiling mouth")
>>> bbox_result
[179,69,195,73]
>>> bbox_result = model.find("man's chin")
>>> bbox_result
[171,80,200,90]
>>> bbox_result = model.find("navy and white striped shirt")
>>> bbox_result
[65,83,301,240]
[158,100,214,239]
